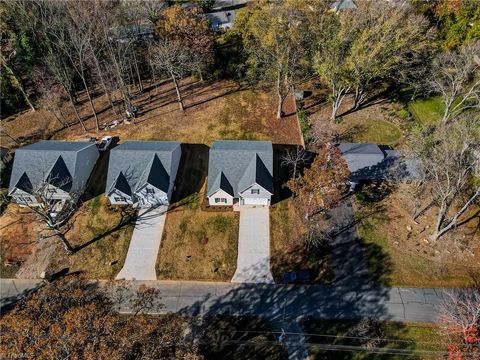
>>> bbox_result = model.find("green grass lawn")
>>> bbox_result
[304,320,445,359]
[336,118,402,145]
[407,96,444,126]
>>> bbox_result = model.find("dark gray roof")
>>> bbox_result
[8,141,96,196]
[112,171,132,196]
[47,155,73,192]
[135,154,170,192]
[337,143,386,174]
[207,140,273,197]
[337,143,419,182]
[205,10,236,27]
[106,141,180,195]
[14,172,33,193]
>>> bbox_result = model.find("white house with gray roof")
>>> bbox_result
[105,141,181,207]
[8,141,99,206]
[207,140,273,206]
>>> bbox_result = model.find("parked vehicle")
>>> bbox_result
[282,270,311,284]
[98,136,113,152]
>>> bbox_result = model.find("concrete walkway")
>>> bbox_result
[232,207,274,283]
[0,278,45,311]
[116,206,167,281]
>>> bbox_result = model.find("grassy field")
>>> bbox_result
[304,320,445,359]
[47,196,135,279]
[156,192,239,281]
[407,96,444,126]
[353,184,480,288]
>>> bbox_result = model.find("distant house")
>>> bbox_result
[205,10,236,30]
[8,141,99,206]
[337,143,417,186]
[109,23,154,43]
[330,0,357,12]
[207,140,273,206]
[105,141,181,207]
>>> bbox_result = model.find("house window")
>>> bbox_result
[251,189,260,194]
[114,196,126,202]
[17,196,31,203]
[215,198,227,204]
[146,188,155,194]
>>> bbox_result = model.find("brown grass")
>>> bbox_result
[3,78,302,149]
[156,190,239,281]
[0,204,38,277]
[47,196,134,279]
[270,198,332,283]
[354,183,480,287]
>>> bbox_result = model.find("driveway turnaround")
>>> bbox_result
[116,206,167,281]
[232,207,274,283]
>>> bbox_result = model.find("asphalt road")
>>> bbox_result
[1,279,454,324]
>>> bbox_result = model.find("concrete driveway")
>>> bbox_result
[232,207,274,283]
[116,206,167,281]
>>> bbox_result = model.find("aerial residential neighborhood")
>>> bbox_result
[0,0,479,359]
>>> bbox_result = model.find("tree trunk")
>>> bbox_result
[81,78,99,131]
[2,61,35,112]
[432,201,447,240]
[432,190,480,240]
[132,51,143,92]
[171,72,184,111]
[55,230,73,253]
[276,65,283,119]
[353,86,363,110]
[67,92,86,132]
[92,53,118,116]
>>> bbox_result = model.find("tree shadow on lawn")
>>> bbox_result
[71,205,137,253]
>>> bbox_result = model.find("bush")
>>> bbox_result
[397,108,411,119]
[297,108,311,143]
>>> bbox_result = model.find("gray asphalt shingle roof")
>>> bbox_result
[8,141,96,196]
[106,141,180,195]
[337,143,386,174]
[207,140,273,197]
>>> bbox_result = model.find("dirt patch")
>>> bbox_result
[0,204,39,278]
[354,182,480,287]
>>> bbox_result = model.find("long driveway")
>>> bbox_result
[231,207,274,283]
[116,206,167,281]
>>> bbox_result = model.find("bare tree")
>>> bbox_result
[281,146,310,179]
[439,289,480,348]
[425,43,480,123]
[14,177,81,253]
[409,116,480,240]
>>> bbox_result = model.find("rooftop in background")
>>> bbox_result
[19,140,94,152]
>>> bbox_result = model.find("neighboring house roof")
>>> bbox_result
[8,141,97,196]
[0,147,9,162]
[337,143,417,182]
[337,143,386,174]
[106,141,180,196]
[207,140,273,197]
[205,10,236,29]
[331,0,357,11]
[109,23,154,41]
